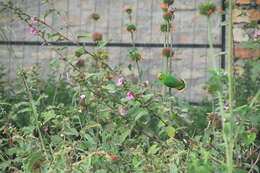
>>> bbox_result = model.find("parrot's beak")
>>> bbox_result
[156,74,161,80]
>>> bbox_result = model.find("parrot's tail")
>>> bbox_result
[176,79,185,91]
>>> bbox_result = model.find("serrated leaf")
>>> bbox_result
[135,110,148,121]
[165,126,176,138]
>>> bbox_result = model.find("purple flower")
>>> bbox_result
[126,92,134,100]
[119,108,126,116]
[224,106,229,110]
[29,27,38,35]
[145,80,149,84]
[254,30,260,38]
[116,77,125,86]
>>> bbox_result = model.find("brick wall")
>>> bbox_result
[233,0,260,59]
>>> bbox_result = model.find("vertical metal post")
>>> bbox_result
[221,0,226,69]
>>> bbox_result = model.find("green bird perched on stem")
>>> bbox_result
[157,72,186,91]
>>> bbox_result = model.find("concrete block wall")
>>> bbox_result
[0,0,223,102]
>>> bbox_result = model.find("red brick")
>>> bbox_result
[249,10,260,21]
[234,48,260,59]
[236,0,251,4]
[233,9,250,23]
[236,0,260,4]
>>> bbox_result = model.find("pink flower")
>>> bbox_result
[30,17,37,24]
[126,92,134,100]
[116,77,125,86]
[145,80,149,84]
[119,108,126,116]
[80,95,86,99]
[254,30,260,38]
[29,27,38,35]
[224,106,229,110]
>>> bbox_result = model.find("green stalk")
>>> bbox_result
[225,0,235,172]
[227,0,234,114]
[21,72,48,160]
[207,13,234,172]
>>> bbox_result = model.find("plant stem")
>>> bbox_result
[207,13,234,173]
[225,0,235,172]
[130,31,142,82]
[227,0,234,114]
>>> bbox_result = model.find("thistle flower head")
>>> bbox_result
[198,2,216,16]
[161,48,173,57]
[124,8,133,14]
[160,3,169,12]
[76,58,85,67]
[126,24,137,32]
[163,0,174,6]
[92,32,103,42]
[75,48,86,57]
[91,13,100,21]
[160,23,171,32]
[163,11,173,21]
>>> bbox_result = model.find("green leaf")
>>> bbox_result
[148,144,159,155]
[165,126,176,138]
[47,32,60,39]
[135,110,148,121]
[25,152,43,172]
[44,9,56,19]
[119,129,131,144]
[36,94,48,105]
[77,33,91,39]
[50,135,63,144]
[17,107,32,114]
[101,84,116,93]
[42,110,56,124]
[84,134,97,145]
[64,128,79,136]
[49,58,60,68]
[97,40,110,49]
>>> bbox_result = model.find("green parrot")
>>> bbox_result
[157,72,186,91]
